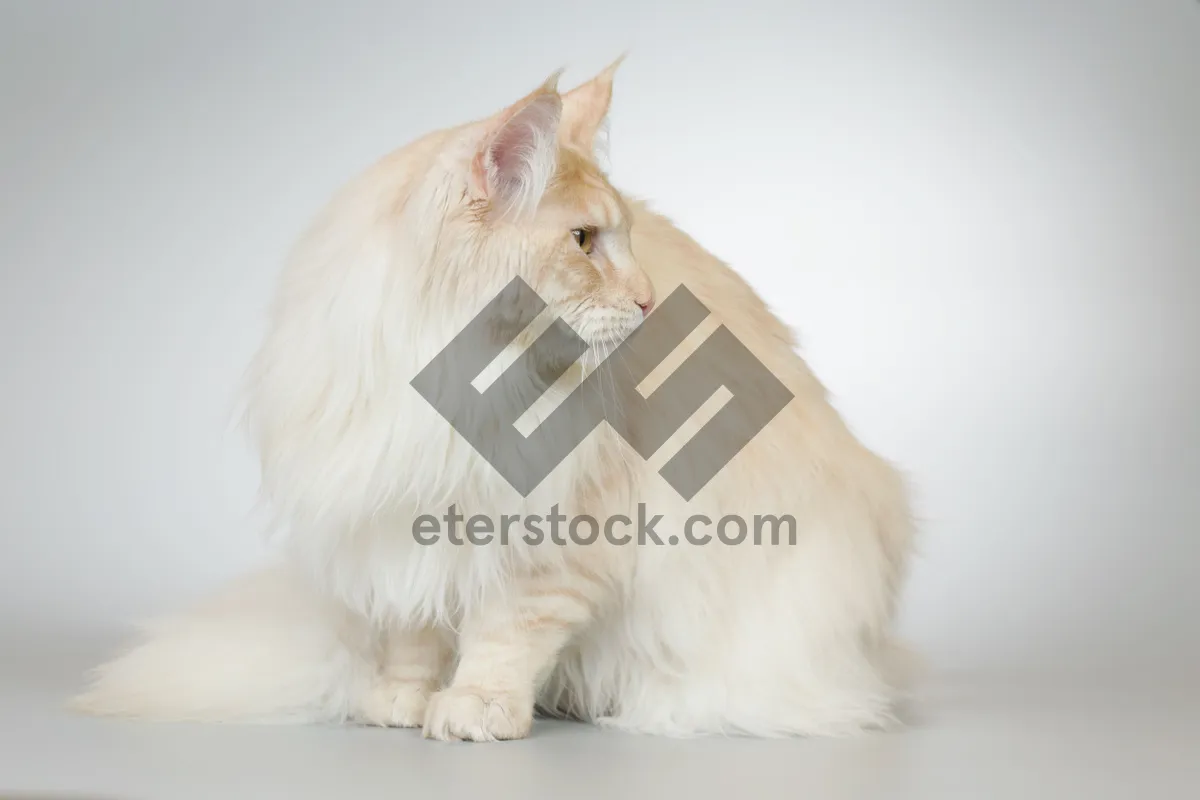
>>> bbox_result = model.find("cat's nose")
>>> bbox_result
[637,298,654,316]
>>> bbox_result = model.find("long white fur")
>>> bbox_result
[72,68,920,738]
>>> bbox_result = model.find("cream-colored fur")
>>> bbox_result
[71,60,918,740]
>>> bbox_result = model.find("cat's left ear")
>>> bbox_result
[470,72,564,220]
[559,54,625,153]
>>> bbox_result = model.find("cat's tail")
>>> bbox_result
[69,564,377,724]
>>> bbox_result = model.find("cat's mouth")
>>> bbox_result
[570,309,644,351]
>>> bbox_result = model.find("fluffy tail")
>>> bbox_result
[70,565,376,724]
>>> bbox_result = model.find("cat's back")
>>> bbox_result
[626,201,787,331]
[625,197,910,508]
[625,199,820,394]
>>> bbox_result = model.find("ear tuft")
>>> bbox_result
[474,75,564,220]
[540,67,567,94]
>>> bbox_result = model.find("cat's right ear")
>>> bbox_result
[559,54,625,154]
[469,73,564,221]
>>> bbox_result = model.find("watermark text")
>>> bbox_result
[412,504,797,547]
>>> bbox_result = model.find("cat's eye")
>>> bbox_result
[571,228,595,254]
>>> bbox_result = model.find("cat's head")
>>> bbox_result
[430,59,654,350]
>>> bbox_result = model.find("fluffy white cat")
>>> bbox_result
[72,60,918,740]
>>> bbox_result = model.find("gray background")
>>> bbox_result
[1,1,1198,797]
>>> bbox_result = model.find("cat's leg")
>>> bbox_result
[354,624,450,728]
[422,564,612,742]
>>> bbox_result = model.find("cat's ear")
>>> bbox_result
[559,54,625,154]
[469,72,564,220]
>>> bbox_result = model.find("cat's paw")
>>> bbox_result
[355,681,432,728]
[422,686,532,742]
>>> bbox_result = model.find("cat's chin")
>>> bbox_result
[582,317,644,350]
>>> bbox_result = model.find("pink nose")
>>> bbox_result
[638,298,654,316]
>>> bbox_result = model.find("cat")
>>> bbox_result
[71,58,919,740]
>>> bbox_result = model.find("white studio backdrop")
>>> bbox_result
[1,0,1198,679]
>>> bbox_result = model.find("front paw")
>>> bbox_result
[422,686,533,742]
[355,681,432,728]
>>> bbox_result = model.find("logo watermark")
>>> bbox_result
[410,279,792,500]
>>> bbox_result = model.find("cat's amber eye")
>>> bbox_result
[571,228,595,254]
